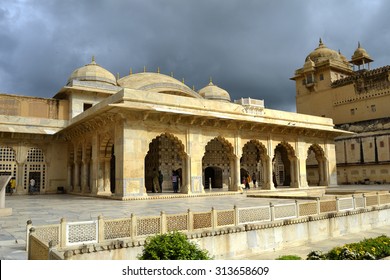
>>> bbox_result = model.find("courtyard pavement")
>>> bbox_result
[1,185,390,260]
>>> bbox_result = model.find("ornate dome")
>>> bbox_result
[67,57,117,86]
[117,72,201,98]
[351,42,373,65]
[305,39,342,64]
[198,80,231,102]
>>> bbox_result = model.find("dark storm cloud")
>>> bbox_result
[0,0,389,112]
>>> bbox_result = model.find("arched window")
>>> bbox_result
[24,148,46,192]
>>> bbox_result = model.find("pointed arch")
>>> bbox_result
[240,140,269,188]
[306,143,328,186]
[202,136,235,190]
[145,133,187,193]
[273,141,297,187]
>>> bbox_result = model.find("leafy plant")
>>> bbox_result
[138,231,213,260]
[306,250,326,260]
[308,235,390,260]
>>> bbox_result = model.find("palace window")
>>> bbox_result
[371,105,376,112]
[306,74,313,84]
[319,74,324,81]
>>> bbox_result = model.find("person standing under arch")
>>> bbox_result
[172,171,179,193]
[152,169,160,193]
[158,170,163,193]
[29,178,36,194]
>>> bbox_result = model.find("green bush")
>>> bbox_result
[138,231,213,260]
[276,255,302,260]
[306,250,326,260]
[307,235,390,260]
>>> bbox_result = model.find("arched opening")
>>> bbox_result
[202,137,234,190]
[240,140,269,188]
[25,148,46,194]
[306,144,327,186]
[99,136,114,194]
[273,142,296,187]
[144,133,186,193]
[205,166,223,189]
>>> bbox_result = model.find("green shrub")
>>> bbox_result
[138,231,213,260]
[276,255,302,260]
[308,235,390,260]
[306,250,326,260]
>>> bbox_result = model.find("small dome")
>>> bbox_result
[118,72,201,98]
[351,42,373,65]
[67,57,117,86]
[198,80,231,102]
[305,39,342,64]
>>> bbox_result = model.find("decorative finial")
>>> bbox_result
[116,73,120,80]
[130,68,132,75]
[144,66,146,73]
[92,56,95,63]
[192,85,195,91]
[358,41,361,48]
[319,38,323,46]
[171,72,174,77]
[157,67,160,74]
[182,78,185,84]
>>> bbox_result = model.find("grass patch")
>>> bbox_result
[276,255,302,260]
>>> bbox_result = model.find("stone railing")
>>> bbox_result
[27,191,390,259]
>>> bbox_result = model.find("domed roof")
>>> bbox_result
[117,72,202,98]
[351,42,373,65]
[67,57,117,86]
[305,39,342,64]
[198,79,231,102]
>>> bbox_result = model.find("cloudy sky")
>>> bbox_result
[0,0,389,112]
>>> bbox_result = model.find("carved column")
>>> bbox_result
[233,156,240,191]
[290,157,299,188]
[17,162,25,194]
[90,134,99,194]
[266,137,275,190]
[81,160,89,193]
[182,154,191,194]
[73,161,80,192]
[262,157,272,189]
